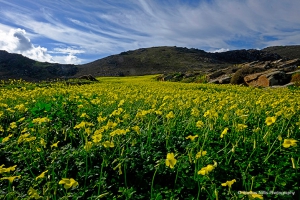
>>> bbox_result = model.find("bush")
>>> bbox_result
[291,72,300,86]
[230,66,265,85]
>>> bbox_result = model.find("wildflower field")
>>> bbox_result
[0,75,299,199]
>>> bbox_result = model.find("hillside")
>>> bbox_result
[0,50,77,81]
[76,46,282,77]
[1,45,300,81]
[263,45,300,59]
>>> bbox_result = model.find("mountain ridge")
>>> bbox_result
[0,45,299,81]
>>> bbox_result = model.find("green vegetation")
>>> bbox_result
[0,76,299,199]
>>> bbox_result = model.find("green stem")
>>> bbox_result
[97,158,105,195]
[150,167,159,199]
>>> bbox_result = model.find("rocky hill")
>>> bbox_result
[0,45,300,82]
[76,46,282,77]
[0,50,77,81]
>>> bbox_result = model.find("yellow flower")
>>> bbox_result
[36,170,48,180]
[103,141,114,148]
[92,133,103,143]
[97,116,107,123]
[236,124,247,131]
[59,178,79,189]
[166,111,175,120]
[220,128,229,138]
[2,134,13,143]
[80,113,89,118]
[51,141,60,148]
[1,175,21,183]
[132,126,141,134]
[185,135,198,141]
[84,141,93,151]
[28,187,40,199]
[196,120,204,128]
[165,153,177,169]
[197,164,215,175]
[221,179,236,188]
[248,192,263,200]
[265,116,276,126]
[196,150,207,159]
[0,165,17,174]
[282,139,297,148]
[9,122,17,129]
[191,108,200,117]
[40,138,46,148]
[32,117,51,125]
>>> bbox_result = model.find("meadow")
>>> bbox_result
[0,76,299,199]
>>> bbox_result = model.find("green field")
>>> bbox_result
[0,76,299,199]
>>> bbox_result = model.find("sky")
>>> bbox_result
[0,0,300,64]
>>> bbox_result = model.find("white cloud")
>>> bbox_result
[209,48,230,53]
[0,28,83,64]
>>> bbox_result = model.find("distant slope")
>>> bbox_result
[2,45,299,81]
[76,46,282,77]
[0,50,78,81]
[263,45,300,59]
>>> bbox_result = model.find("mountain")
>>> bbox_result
[76,46,282,77]
[0,50,77,81]
[262,45,300,60]
[0,45,300,81]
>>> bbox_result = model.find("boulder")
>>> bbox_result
[276,58,300,69]
[78,74,98,81]
[209,75,231,84]
[206,70,225,81]
[244,70,290,87]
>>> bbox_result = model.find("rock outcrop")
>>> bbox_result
[206,58,300,87]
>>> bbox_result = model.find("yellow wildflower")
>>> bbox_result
[9,122,17,129]
[198,161,217,175]
[103,141,114,148]
[0,165,17,174]
[220,128,229,138]
[51,141,60,148]
[196,150,207,159]
[165,153,177,169]
[166,111,175,120]
[2,134,13,143]
[18,133,31,144]
[282,139,297,148]
[1,175,21,183]
[32,117,51,125]
[36,170,48,180]
[185,135,198,141]
[196,120,204,128]
[92,133,103,143]
[80,113,89,118]
[197,164,215,175]
[40,138,46,148]
[97,115,107,123]
[28,187,40,199]
[236,124,247,131]
[84,141,93,151]
[221,179,236,188]
[132,126,141,134]
[59,178,79,189]
[248,192,263,200]
[265,116,276,126]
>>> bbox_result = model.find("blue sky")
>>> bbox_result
[0,0,299,64]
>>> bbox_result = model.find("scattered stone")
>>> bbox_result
[78,74,98,81]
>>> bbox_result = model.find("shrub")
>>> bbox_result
[291,72,300,86]
[230,66,265,85]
